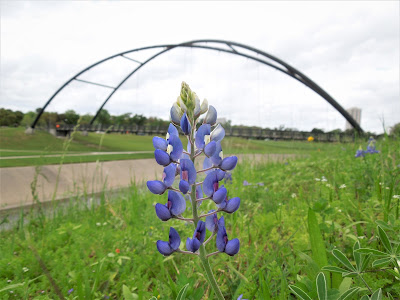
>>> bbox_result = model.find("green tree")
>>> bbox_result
[64,110,80,125]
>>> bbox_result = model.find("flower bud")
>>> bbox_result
[200,99,208,115]
[204,105,217,125]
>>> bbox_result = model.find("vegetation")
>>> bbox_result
[0,137,398,299]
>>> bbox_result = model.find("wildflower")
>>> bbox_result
[155,190,186,221]
[203,170,228,204]
[355,147,365,158]
[216,217,240,256]
[218,196,240,214]
[315,178,321,181]
[180,113,191,135]
[321,176,327,182]
[243,180,251,186]
[115,248,120,254]
[366,137,379,154]
[393,195,400,199]
[96,222,101,226]
[204,105,217,125]
[186,221,206,253]
[195,124,218,156]
[237,295,248,300]
[147,164,177,195]
[153,125,183,166]
[339,184,346,189]
[156,227,181,256]
[291,193,297,198]
[22,267,29,273]
[68,288,74,294]
[257,182,264,186]
[7,280,11,283]
[307,136,314,142]
[178,159,197,194]
[326,183,331,188]
[205,210,219,232]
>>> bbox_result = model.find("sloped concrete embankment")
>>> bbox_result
[0,154,296,211]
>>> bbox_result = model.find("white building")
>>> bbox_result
[345,107,362,130]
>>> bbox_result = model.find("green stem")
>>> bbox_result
[189,123,225,300]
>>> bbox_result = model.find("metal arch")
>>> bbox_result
[31,39,363,133]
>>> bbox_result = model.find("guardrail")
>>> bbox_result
[35,124,364,142]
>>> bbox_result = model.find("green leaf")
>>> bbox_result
[316,273,327,300]
[372,257,392,268]
[149,297,158,300]
[123,285,138,300]
[370,288,382,300]
[387,292,395,300]
[338,277,352,294]
[342,272,358,278]
[360,295,370,300]
[338,287,360,300]
[332,249,356,271]
[375,220,392,231]
[289,285,312,300]
[360,254,371,272]
[176,283,189,300]
[321,266,348,274]
[308,209,329,270]
[258,270,271,299]
[355,248,388,256]
[353,241,362,271]
[377,226,392,253]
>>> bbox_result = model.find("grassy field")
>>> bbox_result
[0,136,398,299]
[1,127,335,168]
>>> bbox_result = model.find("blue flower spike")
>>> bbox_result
[186,220,206,253]
[155,190,186,221]
[216,217,240,256]
[150,83,242,297]
[156,227,181,256]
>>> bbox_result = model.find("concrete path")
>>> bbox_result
[0,151,153,159]
[0,153,296,211]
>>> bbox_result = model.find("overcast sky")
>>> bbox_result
[1,1,399,133]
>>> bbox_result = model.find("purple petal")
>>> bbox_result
[204,105,217,125]
[186,238,195,252]
[180,113,191,135]
[210,124,225,142]
[225,238,240,256]
[168,190,186,216]
[154,149,170,166]
[197,221,206,243]
[205,210,218,232]
[223,197,240,213]
[180,159,197,184]
[147,180,167,195]
[203,157,213,173]
[212,186,227,204]
[163,164,176,187]
[153,137,168,151]
[204,141,217,157]
[218,216,225,227]
[220,156,238,171]
[168,123,179,137]
[216,224,227,252]
[191,238,201,252]
[170,105,181,125]
[195,124,211,150]
[168,135,183,161]
[169,227,181,250]
[156,240,174,256]
[179,180,190,194]
[196,185,203,200]
[155,203,172,221]
[211,142,223,166]
[216,170,226,181]
[203,171,218,197]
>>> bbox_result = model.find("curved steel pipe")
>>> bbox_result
[31,39,363,133]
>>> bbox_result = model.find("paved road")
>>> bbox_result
[0,154,296,211]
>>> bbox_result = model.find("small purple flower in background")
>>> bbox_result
[156,227,181,256]
[68,288,74,294]
[243,180,251,186]
[186,221,206,253]
[237,295,248,300]
[355,147,365,158]
[355,137,380,158]
[216,217,240,256]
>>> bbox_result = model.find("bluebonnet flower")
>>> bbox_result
[147,164,176,195]
[186,220,206,252]
[205,210,219,232]
[179,159,197,194]
[204,105,217,125]
[366,137,379,154]
[157,227,181,256]
[224,172,233,184]
[216,217,240,256]
[195,124,217,157]
[155,190,186,221]
[203,170,229,204]
[153,125,183,166]
[180,113,191,135]
[218,196,241,214]
[355,147,365,158]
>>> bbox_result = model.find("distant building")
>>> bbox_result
[345,107,362,130]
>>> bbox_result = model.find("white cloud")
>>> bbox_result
[0,1,398,133]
